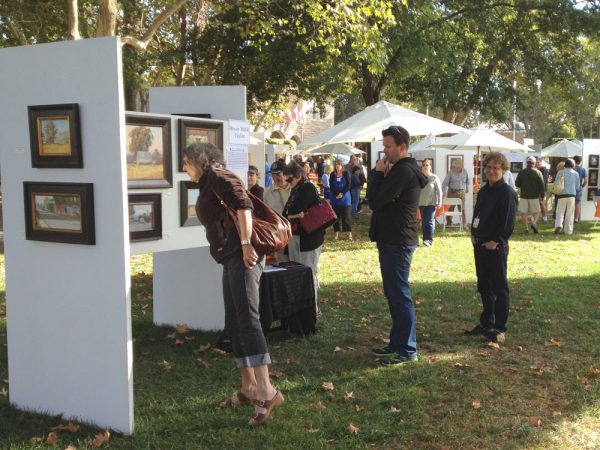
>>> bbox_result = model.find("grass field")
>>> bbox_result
[0,215,599,449]
[128,164,163,180]
[40,143,70,156]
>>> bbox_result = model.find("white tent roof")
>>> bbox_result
[409,135,439,152]
[429,129,532,153]
[300,101,466,147]
[540,139,583,158]
[302,142,366,156]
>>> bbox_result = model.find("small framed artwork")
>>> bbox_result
[447,154,464,174]
[126,115,172,189]
[28,104,83,168]
[510,162,523,173]
[24,182,95,245]
[128,193,162,242]
[179,181,202,227]
[587,188,596,202]
[178,119,223,172]
[589,154,599,168]
[588,169,598,187]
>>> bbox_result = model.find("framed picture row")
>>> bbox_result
[24,182,95,245]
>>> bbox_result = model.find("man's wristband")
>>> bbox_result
[240,238,252,246]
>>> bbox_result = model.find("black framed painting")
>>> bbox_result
[179,181,202,227]
[24,182,95,245]
[128,193,162,242]
[126,115,172,189]
[589,154,599,168]
[28,104,83,168]
[588,169,598,187]
[178,119,223,172]
[510,162,523,173]
[587,188,596,202]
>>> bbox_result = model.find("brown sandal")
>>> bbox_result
[218,391,252,409]
[248,390,284,426]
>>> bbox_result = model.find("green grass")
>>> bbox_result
[1,216,599,449]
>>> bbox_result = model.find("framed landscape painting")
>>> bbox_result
[178,119,223,172]
[588,169,598,187]
[126,115,172,189]
[179,181,202,227]
[28,104,83,168]
[24,182,95,245]
[128,193,162,242]
[589,154,599,168]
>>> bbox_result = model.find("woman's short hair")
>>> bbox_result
[183,142,224,173]
[323,164,333,174]
[482,152,509,171]
[556,161,565,171]
[283,161,305,178]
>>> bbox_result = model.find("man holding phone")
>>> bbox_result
[367,125,427,365]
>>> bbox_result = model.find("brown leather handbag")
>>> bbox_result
[212,189,292,255]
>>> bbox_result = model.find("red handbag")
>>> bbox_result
[212,189,292,255]
[300,200,337,234]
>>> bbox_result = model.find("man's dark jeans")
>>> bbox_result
[473,243,510,332]
[377,242,417,359]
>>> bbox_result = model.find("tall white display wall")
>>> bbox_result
[582,139,600,220]
[0,38,134,433]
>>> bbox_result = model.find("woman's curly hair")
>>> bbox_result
[182,142,224,174]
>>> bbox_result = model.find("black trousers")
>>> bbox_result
[332,205,352,232]
[473,243,510,332]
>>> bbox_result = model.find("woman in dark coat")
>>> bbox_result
[182,142,283,426]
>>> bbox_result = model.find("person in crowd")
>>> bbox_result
[350,165,362,220]
[442,159,469,227]
[465,152,516,343]
[321,164,333,202]
[330,159,353,241]
[367,125,427,366]
[515,156,545,234]
[418,159,443,247]
[502,169,516,191]
[535,157,549,222]
[552,161,566,219]
[282,162,326,313]
[316,156,325,181]
[573,155,588,223]
[263,160,291,263]
[264,159,273,188]
[554,158,581,235]
[345,155,357,174]
[182,142,283,426]
[247,165,264,200]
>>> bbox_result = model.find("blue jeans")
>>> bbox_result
[377,242,418,359]
[351,187,361,218]
[419,205,436,243]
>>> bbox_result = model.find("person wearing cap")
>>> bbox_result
[247,165,264,200]
[264,160,291,263]
[515,156,545,234]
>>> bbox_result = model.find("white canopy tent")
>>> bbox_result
[540,139,583,158]
[302,142,366,156]
[300,101,467,148]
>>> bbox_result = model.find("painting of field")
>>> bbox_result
[126,124,165,181]
[37,116,71,156]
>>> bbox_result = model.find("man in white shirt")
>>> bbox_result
[264,160,291,262]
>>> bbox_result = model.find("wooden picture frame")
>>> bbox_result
[128,193,162,242]
[179,181,202,227]
[510,162,523,173]
[28,104,83,168]
[24,182,95,245]
[588,169,598,187]
[447,154,464,174]
[126,115,172,189]
[178,119,223,172]
[589,154,599,168]
[587,188,596,202]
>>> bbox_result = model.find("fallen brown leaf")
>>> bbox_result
[589,367,600,378]
[29,437,43,444]
[478,351,491,357]
[174,339,185,345]
[193,343,211,353]
[0,387,7,397]
[472,399,482,410]
[529,417,542,427]
[549,338,561,347]
[427,356,437,364]
[515,345,524,352]
[389,406,400,413]
[355,404,364,412]
[347,423,359,434]
[552,411,562,417]
[212,348,227,356]
[165,332,177,340]
[321,381,335,392]
[175,324,191,334]
[91,430,111,448]
[333,346,343,353]
[270,370,284,378]
[196,358,211,368]
[313,400,327,411]
[487,342,501,350]
[45,431,60,445]
[160,360,173,371]
[306,428,320,433]
[344,391,354,400]
[184,336,196,341]
[65,445,78,450]
[65,422,80,433]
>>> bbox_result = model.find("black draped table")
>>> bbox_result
[259,264,316,335]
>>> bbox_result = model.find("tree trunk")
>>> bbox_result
[175,8,188,86]
[454,107,471,125]
[96,0,117,37]
[66,0,81,40]
[442,108,455,123]
[253,99,277,132]
[361,62,378,106]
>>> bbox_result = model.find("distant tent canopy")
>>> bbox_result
[265,137,297,148]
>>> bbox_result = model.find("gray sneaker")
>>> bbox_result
[371,345,396,357]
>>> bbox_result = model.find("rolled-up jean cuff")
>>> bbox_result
[235,353,272,369]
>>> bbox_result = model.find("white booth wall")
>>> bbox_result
[0,37,134,433]
[582,139,600,221]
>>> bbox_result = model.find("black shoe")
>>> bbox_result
[215,337,233,353]
[371,345,396,357]
[484,330,506,343]
[530,223,538,234]
[464,324,487,336]
[379,354,417,366]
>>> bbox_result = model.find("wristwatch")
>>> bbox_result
[240,238,252,246]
